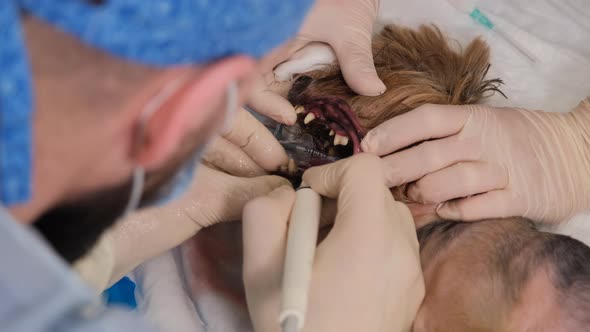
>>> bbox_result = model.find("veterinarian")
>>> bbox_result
[0,1,424,331]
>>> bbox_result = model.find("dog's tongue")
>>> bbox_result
[182,221,254,331]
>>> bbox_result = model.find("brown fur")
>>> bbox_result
[292,24,504,130]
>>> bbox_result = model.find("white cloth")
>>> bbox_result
[136,1,590,330]
[132,250,204,332]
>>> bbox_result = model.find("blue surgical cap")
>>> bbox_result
[0,0,313,205]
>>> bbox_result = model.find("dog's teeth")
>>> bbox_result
[294,105,305,114]
[304,113,316,124]
[340,136,349,146]
[334,134,349,146]
[288,158,296,174]
[329,130,335,136]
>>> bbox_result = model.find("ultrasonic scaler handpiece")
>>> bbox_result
[279,184,322,332]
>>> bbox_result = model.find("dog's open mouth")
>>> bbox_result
[273,76,366,186]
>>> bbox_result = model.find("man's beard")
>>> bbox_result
[33,130,203,264]
[33,179,132,263]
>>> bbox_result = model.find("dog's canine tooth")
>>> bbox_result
[304,113,316,124]
[294,105,305,114]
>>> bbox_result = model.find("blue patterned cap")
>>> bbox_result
[0,0,313,205]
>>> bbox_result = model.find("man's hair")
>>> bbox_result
[542,234,590,329]
[416,220,468,253]
[417,219,590,330]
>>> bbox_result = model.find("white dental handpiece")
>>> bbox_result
[280,183,322,332]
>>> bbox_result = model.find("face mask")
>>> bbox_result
[123,79,238,215]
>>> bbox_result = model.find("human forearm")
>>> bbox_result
[72,206,201,293]
[73,166,289,292]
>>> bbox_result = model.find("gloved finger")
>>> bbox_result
[405,203,440,228]
[436,190,516,221]
[202,136,266,177]
[108,167,290,285]
[388,200,419,240]
[242,185,295,286]
[315,198,338,245]
[361,104,470,156]
[319,197,337,227]
[248,76,297,125]
[258,38,308,74]
[381,135,479,188]
[220,107,288,171]
[332,35,386,97]
[302,154,387,234]
[273,42,336,82]
[407,161,509,204]
[184,168,292,226]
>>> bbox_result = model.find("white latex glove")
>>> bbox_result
[242,154,424,332]
[361,98,590,223]
[273,0,385,96]
[273,42,336,83]
[203,107,288,177]
[249,0,385,127]
[247,72,300,126]
[74,165,290,292]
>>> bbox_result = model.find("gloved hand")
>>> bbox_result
[203,107,288,177]
[242,154,424,332]
[74,165,290,292]
[74,102,291,292]
[361,98,590,224]
[249,0,385,127]
[247,72,299,126]
[270,0,385,96]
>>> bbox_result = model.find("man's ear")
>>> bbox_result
[133,56,256,169]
